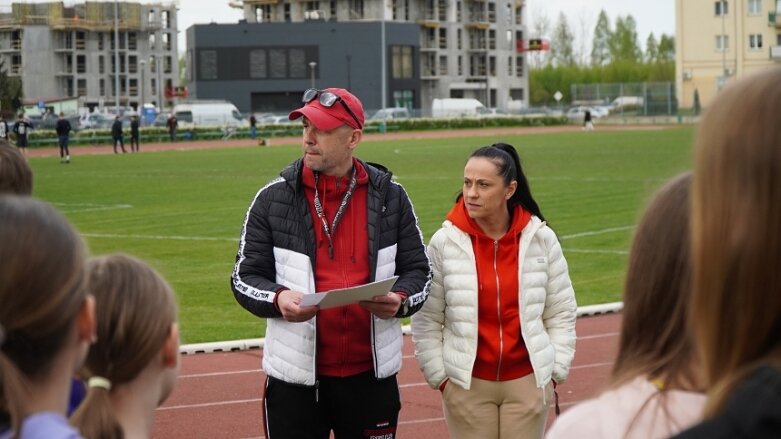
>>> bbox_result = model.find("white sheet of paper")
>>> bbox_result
[298,276,400,309]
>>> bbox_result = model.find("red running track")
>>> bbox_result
[152,313,621,439]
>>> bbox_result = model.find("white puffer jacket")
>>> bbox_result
[412,216,577,390]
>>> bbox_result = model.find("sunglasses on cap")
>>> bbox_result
[302,88,363,129]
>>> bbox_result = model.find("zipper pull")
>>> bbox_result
[315,380,320,402]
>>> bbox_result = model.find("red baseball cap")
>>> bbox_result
[289,88,365,131]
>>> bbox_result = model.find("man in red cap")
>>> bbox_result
[231,87,431,438]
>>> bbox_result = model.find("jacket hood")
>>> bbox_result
[446,200,531,240]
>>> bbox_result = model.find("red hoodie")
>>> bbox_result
[302,159,373,377]
[447,201,534,381]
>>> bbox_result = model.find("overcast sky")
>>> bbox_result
[1,0,676,52]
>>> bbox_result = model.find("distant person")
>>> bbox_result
[0,140,33,195]
[166,114,178,142]
[671,68,781,439]
[11,113,32,156]
[547,172,705,439]
[111,116,126,154]
[412,143,577,439]
[249,114,257,139]
[70,254,180,439]
[55,112,72,164]
[583,109,594,131]
[0,196,95,439]
[130,114,140,153]
[231,87,431,438]
[0,115,8,141]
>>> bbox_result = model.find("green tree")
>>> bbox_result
[657,34,675,62]
[645,33,659,63]
[609,15,642,63]
[591,10,611,66]
[0,57,23,114]
[550,12,575,67]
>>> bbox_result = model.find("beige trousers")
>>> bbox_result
[442,374,553,439]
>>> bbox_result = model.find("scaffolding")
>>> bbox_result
[0,1,176,31]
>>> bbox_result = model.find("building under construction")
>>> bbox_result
[0,1,179,112]
[188,0,529,114]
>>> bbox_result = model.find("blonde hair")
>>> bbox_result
[0,196,87,433]
[691,68,781,416]
[70,254,178,439]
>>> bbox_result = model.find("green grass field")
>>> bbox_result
[29,126,694,343]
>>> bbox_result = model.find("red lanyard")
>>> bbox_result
[313,166,357,259]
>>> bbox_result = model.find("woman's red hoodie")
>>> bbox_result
[446,201,534,381]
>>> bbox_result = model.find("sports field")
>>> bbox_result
[28,126,694,343]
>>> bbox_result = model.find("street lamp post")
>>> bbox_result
[114,0,120,113]
[140,60,146,116]
[309,61,317,89]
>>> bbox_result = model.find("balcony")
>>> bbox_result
[769,11,781,27]
[771,45,781,60]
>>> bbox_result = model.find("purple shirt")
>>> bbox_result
[0,412,82,439]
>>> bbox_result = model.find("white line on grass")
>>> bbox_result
[51,202,133,213]
[565,249,629,255]
[82,233,236,242]
[561,225,634,240]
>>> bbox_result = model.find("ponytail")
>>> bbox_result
[0,351,31,436]
[70,377,123,439]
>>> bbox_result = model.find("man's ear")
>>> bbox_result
[348,129,362,151]
[162,323,180,369]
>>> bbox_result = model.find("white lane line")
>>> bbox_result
[561,225,634,240]
[578,332,620,340]
[180,369,260,379]
[82,232,236,242]
[571,361,614,370]
[158,398,262,411]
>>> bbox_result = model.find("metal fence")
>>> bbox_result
[570,82,677,116]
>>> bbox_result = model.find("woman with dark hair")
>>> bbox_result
[412,143,577,439]
[547,172,706,438]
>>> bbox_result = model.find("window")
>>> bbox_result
[716,34,729,51]
[269,49,287,78]
[392,90,414,109]
[439,55,448,75]
[98,34,104,50]
[77,79,86,96]
[507,56,512,76]
[439,28,447,49]
[515,4,522,25]
[128,33,137,50]
[515,55,523,77]
[162,10,171,28]
[284,4,291,21]
[457,29,462,50]
[391,45,413,79]
[715,1,728,16]
[289,48,306,78]
[256,5,272,22]
[488,29,496,50]
[149,34,156,50]
[249,49,267,78]
[456,1,462,21]
[749,33,763,49]
[458,55,463,75]
[99,56,105,74]
[748,0,761,15]
[100,79,105,97]
[163,33,172,51]
[199,50,218,80]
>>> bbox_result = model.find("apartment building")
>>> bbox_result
[188,0,528,114]
[676,0,781,108]
[0,1,179,112]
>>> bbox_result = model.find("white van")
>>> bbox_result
[172,101,247,128]
[431,98,486,118]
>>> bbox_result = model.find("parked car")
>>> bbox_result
[257,113,294,125]
[370,107,411,120]
[79,113,114,130]
[35,114,81,132]
[566,106,605,122]
[152,112,171,127]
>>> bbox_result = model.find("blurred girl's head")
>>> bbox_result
[71,254,179,439]
[0,196,92,432]
[690,68,781,415]
[612,173,696,390]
